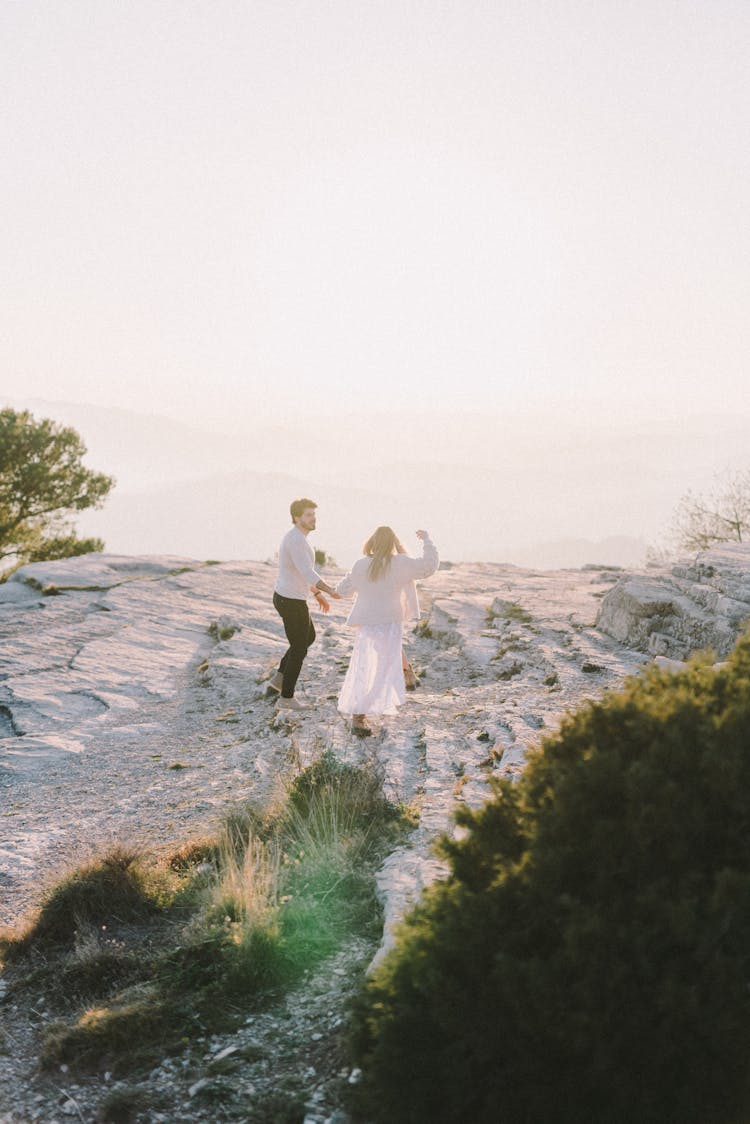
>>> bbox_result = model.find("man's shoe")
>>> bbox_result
[403,662,418,690]
[268,671,284,693]
[277,696,305,711]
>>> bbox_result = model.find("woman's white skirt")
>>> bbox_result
[338,622,406,717]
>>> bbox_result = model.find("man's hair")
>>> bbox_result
[290,497,317,523]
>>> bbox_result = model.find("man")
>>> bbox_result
[271,498,340,711]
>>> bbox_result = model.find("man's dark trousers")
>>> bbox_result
[273,592,316,698]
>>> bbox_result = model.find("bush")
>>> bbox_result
[352,633,750,1124]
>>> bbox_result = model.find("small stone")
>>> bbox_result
[209,1051,242,1075]
[60,1103,78,1118]
[212,1044,239,1062]
[348,1067,363,1085]
[189,1078,210,1098]
[522,713,544,729]
[311,1032,323,1041]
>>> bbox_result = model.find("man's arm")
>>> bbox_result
[314,579,340,597]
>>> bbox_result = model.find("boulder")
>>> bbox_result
[596,544,750,658]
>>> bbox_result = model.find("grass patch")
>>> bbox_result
[3,847,169,957]
[97,1084,170,1123]
[8,752,410,1079]
[486,598,532,625]
[41,988,191,1077]
[208,619,239,641]
[495,660,524,680]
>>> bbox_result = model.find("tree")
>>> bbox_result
[670,467,750,552]
[352,634,750,1124]
[0,408,114,572]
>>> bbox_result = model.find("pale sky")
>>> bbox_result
[3,0,749,436]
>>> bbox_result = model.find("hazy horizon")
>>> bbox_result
[4,394,750,570]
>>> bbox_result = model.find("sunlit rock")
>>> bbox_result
[596,543,750,658]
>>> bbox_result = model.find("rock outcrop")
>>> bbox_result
[595,544,750,658]
[3,548,749,1121]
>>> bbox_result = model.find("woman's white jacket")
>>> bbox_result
[335,537,439,626]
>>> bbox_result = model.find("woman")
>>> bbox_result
[336,527,439,735]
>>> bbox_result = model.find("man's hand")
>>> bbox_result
[311,586,332,612]
[314,582,341,599]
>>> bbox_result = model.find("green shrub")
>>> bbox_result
[352,634,750,1124]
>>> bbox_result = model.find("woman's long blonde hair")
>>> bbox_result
[363,525,405,582]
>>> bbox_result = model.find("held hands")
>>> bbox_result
[311,585,338,612]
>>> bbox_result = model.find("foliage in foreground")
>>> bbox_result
[352,633,750,1124]
[1,752,408,1078]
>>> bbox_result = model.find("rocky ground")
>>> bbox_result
[1,546,747,1123]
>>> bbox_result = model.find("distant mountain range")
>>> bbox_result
[3,396,749,569]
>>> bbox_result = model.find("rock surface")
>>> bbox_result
[596,543,750,658]
[0,548,721,1121]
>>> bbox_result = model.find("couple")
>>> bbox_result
[271,497,439,736]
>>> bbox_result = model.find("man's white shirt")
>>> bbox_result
[274,526,321,599]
